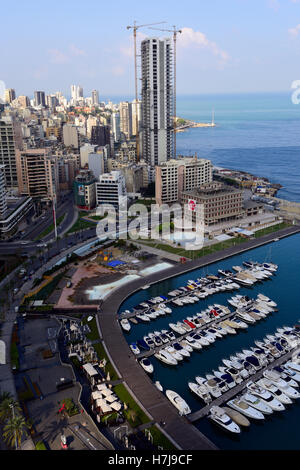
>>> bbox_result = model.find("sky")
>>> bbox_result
[2,0,300,98]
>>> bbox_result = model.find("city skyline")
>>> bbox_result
[2,0,300,96]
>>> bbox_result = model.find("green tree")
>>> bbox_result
[0,397,21,423]
[3,415,29,449]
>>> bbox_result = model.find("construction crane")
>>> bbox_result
[126,21,166,161]
[148,25,182,159]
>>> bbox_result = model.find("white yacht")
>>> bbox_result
[257,294,277,307]
[188,381,212,404]
[219,366,243,384]
[139,358,154,374]
[130,343,140,355]
[262,372,300,399]
[164,346,184,361]
[169,322,186,335]
[155,381,163,392]
[154,350,178,366]
[222,359,249,379]
[264,369,298,389]
[190,332,210,347]
[247,381,285,411]
[197,377,222,398]
[241,392,273,415]
[120,318,131,332]
[257,378,293,404]
[165,390,191,415]
[209,406,241,434]
[227,397,265,419]
[136,313,151,322]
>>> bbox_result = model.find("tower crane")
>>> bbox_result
[148,25,182,159]
[126,21,166,161]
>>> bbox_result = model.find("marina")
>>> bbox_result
[113,232,300,449]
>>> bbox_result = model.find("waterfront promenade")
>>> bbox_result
[98,224,300,450]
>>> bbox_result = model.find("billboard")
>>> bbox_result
[188,199,196,212]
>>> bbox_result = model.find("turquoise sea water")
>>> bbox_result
[175,93,300,202]
[119,234,300,449]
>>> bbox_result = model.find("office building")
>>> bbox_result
[91,90,99,105]
[34,91,46,107]
[155,157,213,205]
[131,99,142,136]
[0,165,7,217]
[62,124,79,148]
[141,37,173,166]
[111,112,121,142]
[119,101,132,139]
[88,152,104,180]
[96,171,126,210]
[91,125,110,148]
[73,169,96,210]
[0,116,23,189]
[4,89,16,104]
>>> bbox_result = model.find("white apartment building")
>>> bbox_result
[119,102,132,139]
[96,171,126,210]
[141,37,173,166]
[155,157,213,205]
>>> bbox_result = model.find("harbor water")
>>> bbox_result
[118,233,300,449]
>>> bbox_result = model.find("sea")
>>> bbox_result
[117,92,300,450]
[175,92,300,202]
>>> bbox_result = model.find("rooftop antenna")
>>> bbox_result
[148,25,182,159]
[126,21,166,162]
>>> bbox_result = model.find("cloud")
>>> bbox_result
[267,0,280,10]
[48,48,69,64]
[178,27,230,65]
[69,44,86,56]
[289,23,300,37]
[120,31,147,59]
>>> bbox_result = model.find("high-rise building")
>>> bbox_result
[34,91,46,107]
[62,124,79,148]
[91,125,110,148]
[17,96,30,108]
[4,89,16,104]
[16,148,58,200]
[0,116,23,189]
[111,112,121,142]
[131,99,142,136]
[70,85,83,103]
[91,90,99,105]
[141,37,173,166]
[0,165,7,217]
[155,157,213,206]
[96,171,126,210]
[119,101,132,139]
[73,169,96,210]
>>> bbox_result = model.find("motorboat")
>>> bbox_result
[165,390,191,415]
[183,319,197,329]
[208,406,241,434]
[198,377,222,398]
[207,327,222,339]
[241,392,273,414]
[219,366,243,384]
[130,343,140,355]
[179,340,193,353]
[206,374,229,393]
[257,378,293,404]
[190,332,210,347]
[236,353,262,371]
[164,331,176,342]
[262,371,300,399]
[219,321,236,335]
[160,304,172,314]
[222,407,250,427]
[137,339,150,351]
[257,294,277,307]
[286,362,300,373]
[169,322,186,335]
[211,324,229,336]
[188,381,212,404]
[155,381,163,392]
[247,381,285,411]
[269,367,299,388]
[154,350,178,366]
[230,317,248,329]
[182,337,202,350]
[222,359,249,380]
[173,342,191,358]
[159,333,170,344]
[120,319,131,332]
[236,311,257,324]
[280,364,300,382]
[143,336,155,349]
[213,371,236,389]
[164,346,184,361]
[198,330,215,343]
[139,358,154,374]
[227,398,264,420]
[136,313,151,322]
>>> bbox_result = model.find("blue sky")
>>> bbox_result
[2,0,300,97]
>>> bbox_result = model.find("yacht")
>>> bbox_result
[227,397,265,419]
[280,364,300,383]
[120,319,131,332]
[213,371,236,389]
[139,358,154,374]
[173,342,191,358]
[235,311,257,324]
[164,331,177,342]
[179,340,193,353]
[198,330,215,343]
[286,361,300,373]
[219,321,236,335]
[182,337,202,350]
[136,313,151,322]
[266,368,299,388]
[143,336,155,349]
[130,343,140,355]
[169,322,186,335]
[262,371,300,399]
[160,304,172,314]
[257,378,293,404]
[222,359,249,379]
[154,350,178,366]
[241,392,273,414]
[209,406,241,434]
[155,381,163,392]
[165,346,184,361]
[188,381,212,404]
[137,339,150,351]
[219,366,243,384]
[257,294,277,307]
[190,332,210,347]
[197,377,222,398]
[206,374,229,393]
[236,353,262,371]
[165,390,191,415]
[247,381,285,411]
[222,407,250,427]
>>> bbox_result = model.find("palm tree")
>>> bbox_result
[0,397,21,423]
[3,415,29,449]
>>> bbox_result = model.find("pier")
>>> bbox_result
[188,346,300,423]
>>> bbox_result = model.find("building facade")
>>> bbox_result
[141,37,173,166]
[73,169,96,210]
[96,171,126,210]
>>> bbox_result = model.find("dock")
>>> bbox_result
[188,346,300,423]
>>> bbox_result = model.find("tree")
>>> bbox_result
[3,415,29,449]
[0,397,21,423]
